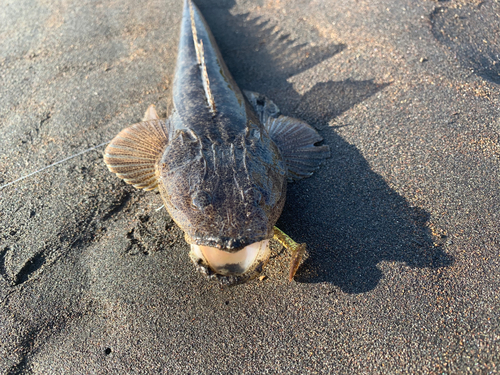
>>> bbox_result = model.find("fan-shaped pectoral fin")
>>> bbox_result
[103,116,170,191]
[265,115,330,181]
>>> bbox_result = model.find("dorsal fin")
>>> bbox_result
[189,0,202,64]
[198,39,216,114]
[189,0,216,114]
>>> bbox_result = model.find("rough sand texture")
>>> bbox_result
[1,0,499,373]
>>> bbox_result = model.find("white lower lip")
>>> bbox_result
[190,240,270,276]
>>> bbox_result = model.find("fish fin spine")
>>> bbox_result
[189,0,202,64]
[189,1,216,114]
[143,104,160,121]
[199,39,216,114]
[243,90,281,124]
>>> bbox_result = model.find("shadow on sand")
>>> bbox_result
[197,0,453,293]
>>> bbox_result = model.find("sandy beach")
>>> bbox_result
[1,0,499,373]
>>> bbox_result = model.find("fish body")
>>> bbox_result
[104,0,329,284]
[163,0,286,251]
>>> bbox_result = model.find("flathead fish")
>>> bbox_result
[104,0,329,285]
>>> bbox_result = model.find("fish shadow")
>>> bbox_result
[198,0,454,293]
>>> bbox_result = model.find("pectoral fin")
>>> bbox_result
[266,115,330,181]
[244,90,330,180]
[103,115,169,191]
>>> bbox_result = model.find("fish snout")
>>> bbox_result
[189,240,270,284]
[189,233,258,252]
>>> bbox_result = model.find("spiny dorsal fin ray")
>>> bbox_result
[189,0,202,64]
[189,0,216,114]
[199,39,216,114]
[143,104,160,121]
[243,90,281,124]
[243,90,329,180]
[104,118,169,191]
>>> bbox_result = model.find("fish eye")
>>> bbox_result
[191,190,211,211]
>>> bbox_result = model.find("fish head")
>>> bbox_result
[157,128,287,283]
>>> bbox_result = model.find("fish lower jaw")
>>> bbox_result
[189,240,270,285]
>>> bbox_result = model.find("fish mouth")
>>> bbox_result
[189,240,270,285]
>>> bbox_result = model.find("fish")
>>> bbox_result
[103,0,330,285]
